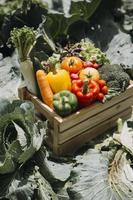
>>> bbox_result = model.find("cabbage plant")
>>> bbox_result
[0,99,45,174]
[67,119,133,200]
[0,99,59,200]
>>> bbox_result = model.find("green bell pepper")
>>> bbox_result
[53,90,78,117]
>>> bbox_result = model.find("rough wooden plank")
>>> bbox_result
[31,96,55,126]
[18,87,27,100]
[58,97,133,144]
[52,118,60,155]
[59,86,133,132]
[18,87,62,126]
[18,86,133,156]
[57,108,132,156]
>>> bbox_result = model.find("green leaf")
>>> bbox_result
[108,149,133,200]
[113,119,133,155]
[33,166,58,200]
[67,119,133,200]
[68,149,114,200]
[0,163,58,200]
[18,121,45,164]
[35,146,72,184]
[0,165,36,200]
[67,148,133,200]
[70,0,101,21]
[0,99,45,174]
[13,121,27,150]
[0,153,16,175]
[120,121,133,154]
[37,0,101,52]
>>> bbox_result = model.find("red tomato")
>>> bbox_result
[97,79,107,89]
[97,93,105,101]
[101,85,108,95]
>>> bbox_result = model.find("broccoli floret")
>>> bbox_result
[107,80,121,90]
[99,64,130,91]
[100,72,116,82]
[115,72,130,90]
[99,64,123,74]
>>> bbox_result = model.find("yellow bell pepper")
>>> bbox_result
[46,69,71,93]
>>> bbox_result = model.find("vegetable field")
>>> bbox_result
[0,0,133,200]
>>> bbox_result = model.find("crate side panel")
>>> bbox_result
[57,108,131,156]
[59,86,133,132]
[18,87,63,126]
[18,87,27,100]
[52,118,60,155]
[31,96,55,125]
[58,97,133,144]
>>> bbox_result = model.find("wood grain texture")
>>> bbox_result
[18,86,133,156]
[59,86,133,131]
[57,108,132,155]
[58,97,133,144]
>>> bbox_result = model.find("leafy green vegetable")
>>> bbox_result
[0,99,59,199]
[113,118,133,156]
[0,0,48,57]
[99,64,130,91]
[0,164,58,200]
[34,166,58,200]
[0,0,23,23]
[0,99,45,175]
[67,119,133,200]
[0,0,102,57]
[10,26,37,61]
[70,0,101,21]
[37,0,101,50]
[79,39,109,65]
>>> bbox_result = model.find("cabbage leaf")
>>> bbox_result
[0,99,45,174]
[67,119,133,200]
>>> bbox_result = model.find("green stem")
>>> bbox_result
[82,80,89,94]
[49,64,57,75]
[62,96,68,105]
[69,59,74,66]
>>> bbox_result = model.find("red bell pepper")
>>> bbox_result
[71,79,100,106]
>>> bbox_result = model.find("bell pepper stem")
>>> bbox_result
[62,96,68,105]
[49,64,57,74]
[69,58,74,66]
[82,80,89,94]
[86,72,92,79]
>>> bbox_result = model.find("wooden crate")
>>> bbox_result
[18,86,133,156]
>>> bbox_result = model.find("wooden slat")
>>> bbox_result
[58,96,133,144]
[18,86,133,156]
[30,96,55,126]
[18,87,27,100]
[57,108,131,155]
[18,87,62,126]
[59,86,133,132]
[52,118,60,155]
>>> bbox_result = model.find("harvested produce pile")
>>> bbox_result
[0,1,133,200]
[34,40,131,117]
[10,26,131,117]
